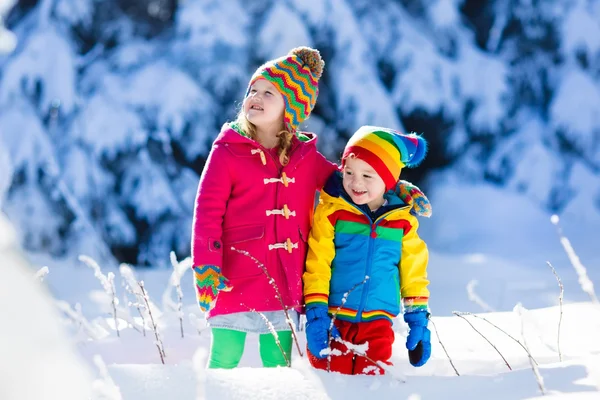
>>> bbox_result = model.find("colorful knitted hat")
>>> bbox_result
[246,46,324,133]
[342,126,428,190]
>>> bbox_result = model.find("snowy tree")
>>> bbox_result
[0,0,599,267]
[0,0,16,53]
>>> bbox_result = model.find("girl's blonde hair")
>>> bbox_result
[235,111,293,166]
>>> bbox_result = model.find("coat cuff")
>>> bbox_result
[304,293,329,308]
[403,296,429,313]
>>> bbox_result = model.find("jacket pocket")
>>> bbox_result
[222,224,265,279]
[364,273,400,316]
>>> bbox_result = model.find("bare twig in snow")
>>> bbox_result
[188,312,207,336]
[139,281,165,364]
[466,279,495,312]
[453,311,512,371]
[165,251,190,338]
[55,300,108,341]
[327,276,369,372]
[118,295,144,335]
[515,303,546,395]
[33,266,49,282]
[107,273,119,337]
[242,304,290,367]
[546,261,564,362]
[120,264,164,336]
[120,264,148,335]
[551,215,598,303]
[232,247,303,357]
[122,291,144,336]
[454,311,538,365]
[79,255,120,337]
[429,317,460,376]
[92,355,122,400]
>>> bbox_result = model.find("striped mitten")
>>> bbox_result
[193,265,232,312]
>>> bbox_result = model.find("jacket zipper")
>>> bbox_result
[338,199,374,322]
[356,221,374,322]
[341,199,410,321]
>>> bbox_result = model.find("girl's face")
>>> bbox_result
[342,157,387,211]
[244,79,285,132]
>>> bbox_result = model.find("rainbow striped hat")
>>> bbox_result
[246,47,324,133]
[342,126,428,190]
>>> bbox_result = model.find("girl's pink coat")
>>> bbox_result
[191,125,337,317]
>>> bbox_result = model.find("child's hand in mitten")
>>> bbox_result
[305,304,340,359]
[404,311,431,367]
[193,265,232,312]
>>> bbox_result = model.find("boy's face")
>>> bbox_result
[244,79,285,131]
[342,157,387,211]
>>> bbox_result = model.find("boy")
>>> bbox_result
[303,126,432,375]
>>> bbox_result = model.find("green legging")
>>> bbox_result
[208,328,293,368]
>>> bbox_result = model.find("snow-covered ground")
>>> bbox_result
[1,180,598,399]
[95,302,600,400]
[38,262,600,400]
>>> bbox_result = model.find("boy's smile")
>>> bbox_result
[342,157,387,211]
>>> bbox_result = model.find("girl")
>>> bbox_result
[191,47,337,368]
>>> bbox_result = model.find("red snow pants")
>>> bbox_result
[308,319,394,375]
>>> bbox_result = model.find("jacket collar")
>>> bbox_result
[215,123,318,147]
[214,123,318,167]
[322,171,432,218]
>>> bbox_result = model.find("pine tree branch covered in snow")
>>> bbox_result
[0,0,599,266]
[0,0,16,53]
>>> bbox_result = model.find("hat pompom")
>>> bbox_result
[403,133,428,167]
[289,46,324,80]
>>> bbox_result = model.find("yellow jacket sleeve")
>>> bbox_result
[303,201,336,307]
[400,213,430,313]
